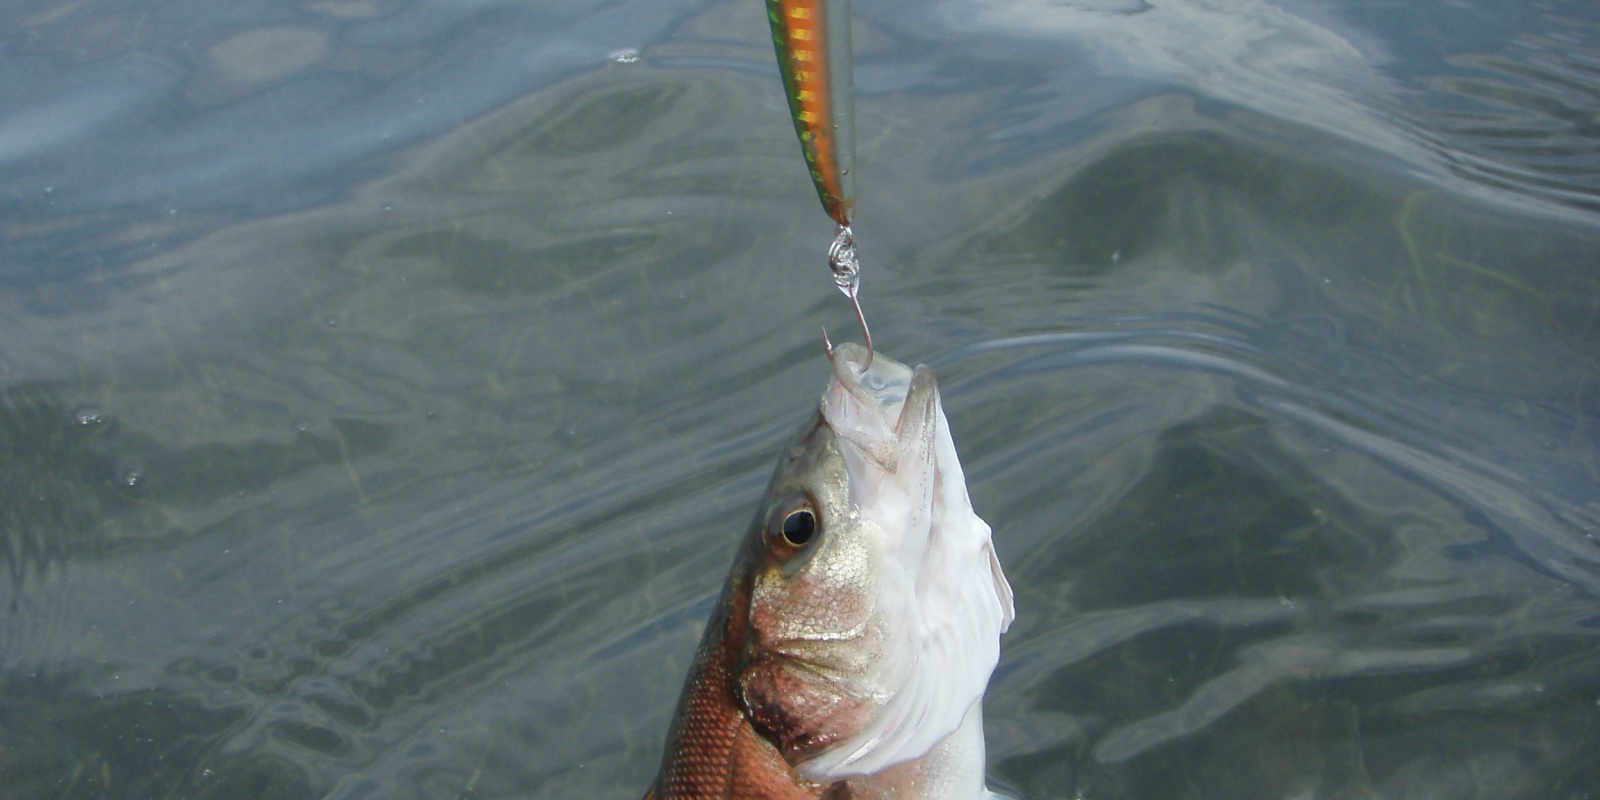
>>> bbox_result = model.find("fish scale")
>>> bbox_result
[653,556,824,799]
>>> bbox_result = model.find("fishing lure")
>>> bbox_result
[766,0,856,227]
[767,0,872,363]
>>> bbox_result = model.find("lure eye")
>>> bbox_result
[765,500,818,558]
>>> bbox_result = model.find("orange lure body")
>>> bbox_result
[767,0,855,226]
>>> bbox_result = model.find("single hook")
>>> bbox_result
[820,290,873,371]
[824,224,873,371]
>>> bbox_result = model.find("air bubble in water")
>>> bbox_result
[610,49,640,65]
[76,408,105,426]
[114,455,146,490]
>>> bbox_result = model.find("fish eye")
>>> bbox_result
[764,499,819,558]
[782,509,816,547]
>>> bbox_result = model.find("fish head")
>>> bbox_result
[736,343,1015,783]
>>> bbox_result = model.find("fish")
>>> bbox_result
[644,343,1015,800]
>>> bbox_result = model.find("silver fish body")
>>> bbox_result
[647,345,1013,800]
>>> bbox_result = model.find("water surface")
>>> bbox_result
[2,0,1598,798]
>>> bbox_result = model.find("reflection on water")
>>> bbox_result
[1338,0,1600,214]
[957,327,1599,796]
[2,0,1598,797]
[934,0,1600,218]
